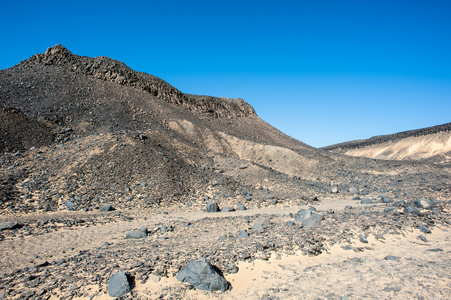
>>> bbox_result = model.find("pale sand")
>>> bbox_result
[80,226,450,299]
[344,132,451,163]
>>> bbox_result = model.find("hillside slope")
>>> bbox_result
[322,123,451,166]
[0,45,449,215]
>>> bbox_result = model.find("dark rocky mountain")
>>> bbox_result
[322,123,451,166]
[0,45,450,300]
[0,45,449,214]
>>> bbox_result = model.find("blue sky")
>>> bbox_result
[1,0,450,147]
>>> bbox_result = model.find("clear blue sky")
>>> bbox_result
[1,0,450,147]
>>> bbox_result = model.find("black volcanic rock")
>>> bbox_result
[21,45,256,119]
[108,271,133,297]
[0,221,23,231]
[0,106,54,153]
[176,259,231,292]
[206,202,220,213]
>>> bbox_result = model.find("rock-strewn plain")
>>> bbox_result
[0,45,450,299]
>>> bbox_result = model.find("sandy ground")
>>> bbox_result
[2,196,449,300]
[109,227,450,300]
[0,197,358,275]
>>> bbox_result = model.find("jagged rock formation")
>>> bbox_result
[322,123,451,166]
[20,45,255,118]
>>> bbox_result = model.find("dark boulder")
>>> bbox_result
[99,204,114,212]
[206,201,220,212]
[0,222,23,231]
[176,259,231,292]
[108,271,133,297]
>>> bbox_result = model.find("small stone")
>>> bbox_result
[206,201,220,212]
[359,235,368,243]
[237,230,249,238]
[384,207,397,213]
[418,225,431,234]
[226,263,239,274]
[384,255,398,261]
[99,204,114,212]
[236,204,247,211]
[382,197,393,203]
[352,196,361,201]
[417,235,428,243]
[394,200,406,206]
[414,199,433,209]
[239,165,248,169]
[360,198,372,204]
[125,230,147,239]
[221,206,234,213]
[426,248,443,252]
[148,274,160,283]
[253,218,271,231]
[404,206,420,214]
[64,200,77,210]
[331,186,338,193]
[302,217,321,228]
[286,220,294,226]
[295,210,321,223]
[348,186,359,194]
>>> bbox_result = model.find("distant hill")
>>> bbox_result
[322,123,451,166]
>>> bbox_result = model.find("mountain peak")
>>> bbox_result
[44,44,72,56]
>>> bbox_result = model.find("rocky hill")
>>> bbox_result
[322,123,451,166]
[0,46,450,300]
[0,45,449,215]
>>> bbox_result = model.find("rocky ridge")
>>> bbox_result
[20,45,255,118]
[322,122,451,165]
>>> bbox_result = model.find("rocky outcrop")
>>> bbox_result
[20,45,256,118]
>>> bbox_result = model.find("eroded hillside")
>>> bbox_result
[323,123,451,166]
